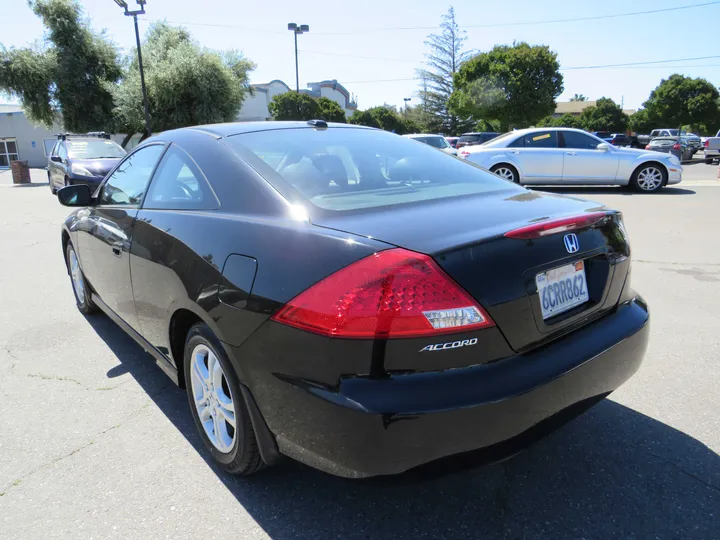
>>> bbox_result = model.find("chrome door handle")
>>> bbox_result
[565,151,577,155]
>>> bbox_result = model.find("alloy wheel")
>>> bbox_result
[69,248,86,305]
[493,167,516,182]
[190,344,237,453]
[636,167,663,191]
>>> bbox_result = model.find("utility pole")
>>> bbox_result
[288,23,310,92]
[113,0,151,137]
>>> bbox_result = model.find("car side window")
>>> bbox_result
[143,145,219,210]
[57,143,68,161]
[507,137,524,148]
[98,145,165,206]
[521,131,558,148]
[50,141,60,156]
[561,131,601,150]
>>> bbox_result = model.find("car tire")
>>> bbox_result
[630,163,666,193]
[706,159,714,165]
[65,242,98,314]
[184,323,267,476]
[490,164,519,183]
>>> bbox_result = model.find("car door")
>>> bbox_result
[54,143,68,186]
[511,130,564,184]
[48,141,60,187]
[560,130,620,184]
[131,145,220,356]
[82,144,167,331]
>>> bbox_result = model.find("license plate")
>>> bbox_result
[535,261,589,319]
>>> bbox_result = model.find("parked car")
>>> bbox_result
[57,120,648,478]
[462,127,682,192]
[683,132,702,154]
[703,129,720,163]
[48,133,127,194]
[404,133,457,155]
[591,132,640,148]
[445,136,459,148]
[456,132,500,148]
[646,136,694,162]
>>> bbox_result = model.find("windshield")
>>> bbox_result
[650,137,676,144]
[226,127,515,212]
[67,140,126,159]
[667,129,679,136]
[413,136,450,149]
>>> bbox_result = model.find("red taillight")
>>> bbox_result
[460,150,470,158]
[271,248,495,339]
[672,143,681,150]
[704,140,709,147]
[645,144,651,150]
[504,212,608,239]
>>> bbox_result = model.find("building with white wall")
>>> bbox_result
[237,79,358,122]
[0,103,141,169]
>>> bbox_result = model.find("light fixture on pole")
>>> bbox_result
[403,97,411,110]
[113,0,152,137]
[287,23,310,92]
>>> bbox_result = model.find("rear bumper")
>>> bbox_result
[668,165,682,185]
[259,297,649,477]
[705,149,720,158]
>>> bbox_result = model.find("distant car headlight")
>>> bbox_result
[70,163,93,177]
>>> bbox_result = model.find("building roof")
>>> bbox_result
[555,101,596,114]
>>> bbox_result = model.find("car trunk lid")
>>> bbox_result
[310,189,631,352]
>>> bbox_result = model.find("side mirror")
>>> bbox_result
[597,143,611,151]
[57,184,93,207]
[50,155,62,163]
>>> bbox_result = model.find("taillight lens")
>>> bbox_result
[645,144,651,150]
[460,151,470,158]
[271,248,495,338]
[672,143,681,150]
[504,212,608,239]
[704,140,709,147]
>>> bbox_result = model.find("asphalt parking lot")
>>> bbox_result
[1,166,719,539]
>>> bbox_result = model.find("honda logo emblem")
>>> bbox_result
[563,233,579,253]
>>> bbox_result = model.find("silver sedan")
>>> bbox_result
[461,128,682,192]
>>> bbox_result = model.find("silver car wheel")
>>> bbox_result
[494,167,516,182]
[190,344,237,454]
[69,248,86,305]
[637,167,663,191]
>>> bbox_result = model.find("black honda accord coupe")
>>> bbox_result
[58,121,649,478]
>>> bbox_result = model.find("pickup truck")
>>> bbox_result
[637,129,702,154]
[593,132,644,148]
[703,129,720,163]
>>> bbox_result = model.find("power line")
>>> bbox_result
[298,50,422,64]
[139,1,720,36]
[562,55,720,70]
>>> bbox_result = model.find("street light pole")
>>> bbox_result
[114,0,151,137]
[288,23,309,92]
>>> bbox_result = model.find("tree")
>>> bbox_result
[416,7,474,135]
[113,23,254,141]
[349,106,415,134]
[641,74,720,133]
[628,108,656,134]
[268,92,347,122]
[316,97,347,123]
[450,42,563,131]
[0,0,121,131]
[536,113,583,129]
[569,94,588,102]
[579,97,628,132]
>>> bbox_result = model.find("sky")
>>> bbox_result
[1,0,720,112]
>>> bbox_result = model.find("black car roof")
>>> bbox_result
[169,121,372,139]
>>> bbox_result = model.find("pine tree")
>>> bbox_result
[416,7,474,135]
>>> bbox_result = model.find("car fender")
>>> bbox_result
[615,149,675,184]
[467,151,525,182]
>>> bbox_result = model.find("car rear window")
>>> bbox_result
[226,127,515,212]
[413,136,449,149]
[67,140,126,159]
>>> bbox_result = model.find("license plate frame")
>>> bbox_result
[535,261,589,319]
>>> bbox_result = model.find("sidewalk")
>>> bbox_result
[0,168,49,188]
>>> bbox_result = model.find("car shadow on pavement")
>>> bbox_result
[534,186,697,196]
[87,314,720,540]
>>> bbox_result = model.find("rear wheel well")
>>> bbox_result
[633,161,668,185]
[169,309,203,388]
